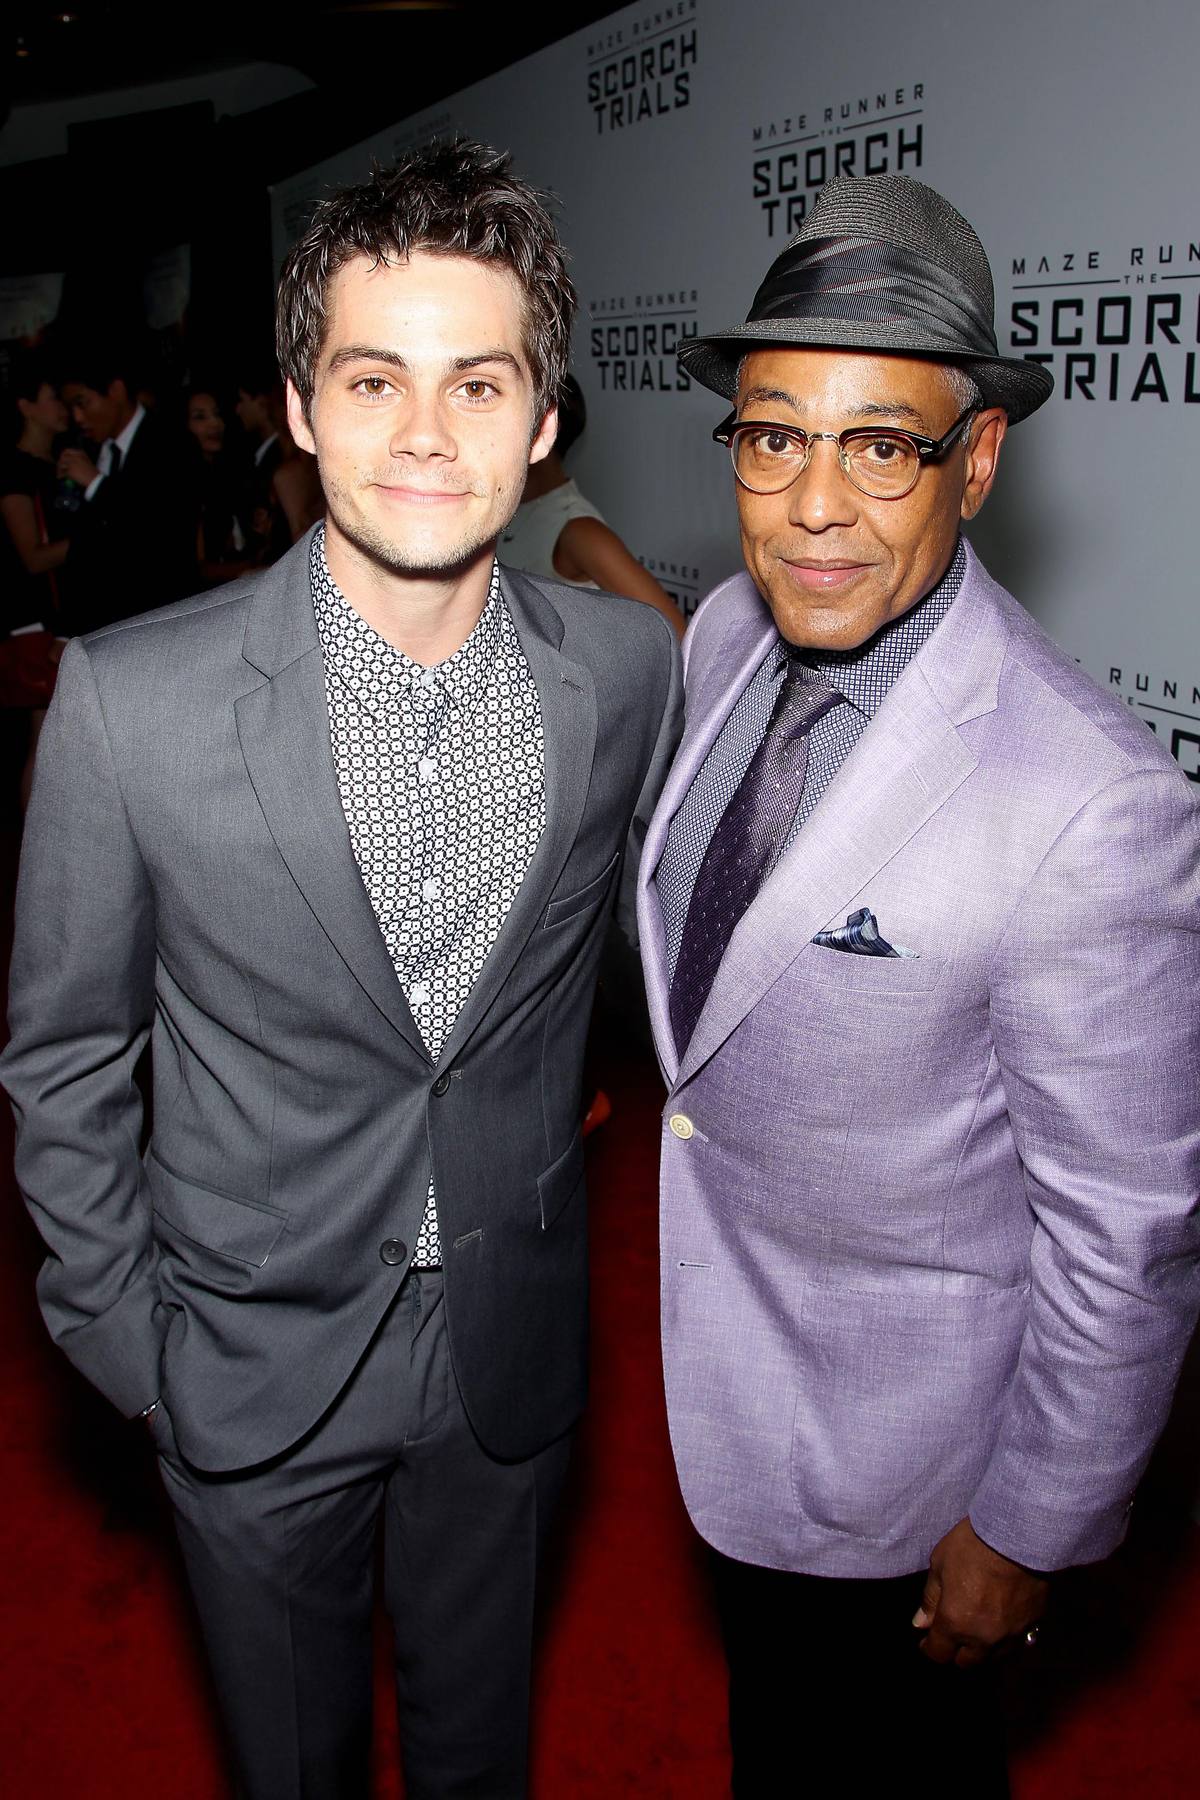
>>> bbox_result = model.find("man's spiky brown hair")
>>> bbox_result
[275,138,576,418]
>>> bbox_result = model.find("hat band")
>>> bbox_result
[749,234,999,358]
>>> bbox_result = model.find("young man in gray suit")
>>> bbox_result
[638,175,1200,1794]
[2,140,680,1799]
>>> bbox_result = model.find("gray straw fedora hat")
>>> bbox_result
[678,174,1053,423]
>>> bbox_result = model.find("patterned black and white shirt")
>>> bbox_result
[658,538,967,977]
[311,527,546,1265]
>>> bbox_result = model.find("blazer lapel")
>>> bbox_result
[639,580,777,1084]
[673,548,1008,1087]
[437,567,597,1065]
[235,533,429,1061]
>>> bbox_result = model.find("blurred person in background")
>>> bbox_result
[1,359,72,627]
[182,385,256,586]
[235,360,293,560]
[501,375,683,639]
[235,358,324,552]
[56,339,196,630]
[0,360,76,805]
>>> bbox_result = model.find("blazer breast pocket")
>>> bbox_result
[804,940,945,999]
[543,850,620,931]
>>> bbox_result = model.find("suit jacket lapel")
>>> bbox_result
[438,566,598,1065]
[668,547,1009,1087]
[235,531,429,1061]
[638,580,777,1084]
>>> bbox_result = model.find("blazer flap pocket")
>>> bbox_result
[544,850,620,930]
[537,1129,585,1230]
[150,1155,288,1267]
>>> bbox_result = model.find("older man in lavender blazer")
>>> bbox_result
[639,175,1200,1796]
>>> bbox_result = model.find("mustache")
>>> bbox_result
[364,468,484,496]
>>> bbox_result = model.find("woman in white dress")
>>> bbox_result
[501,377,685,639]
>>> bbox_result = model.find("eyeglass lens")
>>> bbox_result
[732,427,921,499]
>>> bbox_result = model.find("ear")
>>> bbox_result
[960,408,1007,520]
[286,379,316,456]
[528,405,558,468]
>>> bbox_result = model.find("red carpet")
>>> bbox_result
[2,907,1199,1793]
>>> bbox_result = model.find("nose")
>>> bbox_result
[785,437,858,532]
[388,389,457,463]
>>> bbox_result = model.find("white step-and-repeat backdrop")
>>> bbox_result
[271,0,1200,779]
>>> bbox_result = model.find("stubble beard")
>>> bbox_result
[322,467,515,582]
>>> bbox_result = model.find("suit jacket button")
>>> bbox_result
[380,1238,407,1265]
[432,1072,452,1097]
[668,1113,694,1140]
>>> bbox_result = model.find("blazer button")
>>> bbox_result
[668,1113,694,1140]
[380,1238,407,1265]
[431,1072,452,1097]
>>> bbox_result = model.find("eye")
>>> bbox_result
[353,375,394,400]
[746,427,802,456]
[860,435,909,463]
[458,378,498,403]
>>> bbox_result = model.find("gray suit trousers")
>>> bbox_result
[153,1270,569,1799]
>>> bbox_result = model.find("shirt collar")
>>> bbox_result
[310,524,503,719]
[112,403,146,460]
[778,536,967,718]
[254,432,279,467]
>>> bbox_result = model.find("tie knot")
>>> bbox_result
[773,670,840,738]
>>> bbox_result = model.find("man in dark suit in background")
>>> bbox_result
[4,141,680,1799]
[57,342,195,629]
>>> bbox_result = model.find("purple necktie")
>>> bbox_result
[669,669,841,1057]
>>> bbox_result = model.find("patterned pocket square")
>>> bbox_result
[812,907,919,959]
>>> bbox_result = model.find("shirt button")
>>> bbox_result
[668,1113,694,1140]
[380,1238,407,1265]
[421,877,441,902]
[432,1072,452,1097]
[420,668,438,690]
[418,755,438,782]
[409,981,430,1007]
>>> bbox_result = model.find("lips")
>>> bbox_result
[377,484,471,505]
[781,559,871,593]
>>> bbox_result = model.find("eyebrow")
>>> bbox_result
[325,343,524,378]
[739,386,931,428]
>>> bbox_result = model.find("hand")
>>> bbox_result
[57,447,100,488]
[914,1516,1049,1666]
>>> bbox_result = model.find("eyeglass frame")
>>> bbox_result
[712,404,979,500]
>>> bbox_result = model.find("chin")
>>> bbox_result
[335,504,496,581]
[768,598,872,655]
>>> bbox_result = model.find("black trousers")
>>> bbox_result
[712,1552,1010,1799]
[152,1270,569,1800]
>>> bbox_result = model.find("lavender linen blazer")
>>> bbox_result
[638,541,1200,1579]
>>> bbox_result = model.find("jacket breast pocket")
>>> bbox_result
[543,850,620,931]
[149,1153,288,1268]
[804,940,945,999]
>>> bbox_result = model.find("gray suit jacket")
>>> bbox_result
[2,531,681,1471]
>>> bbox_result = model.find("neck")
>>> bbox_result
[17,421,54,461]
[322,518,495,665]
[520,451,569,504]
